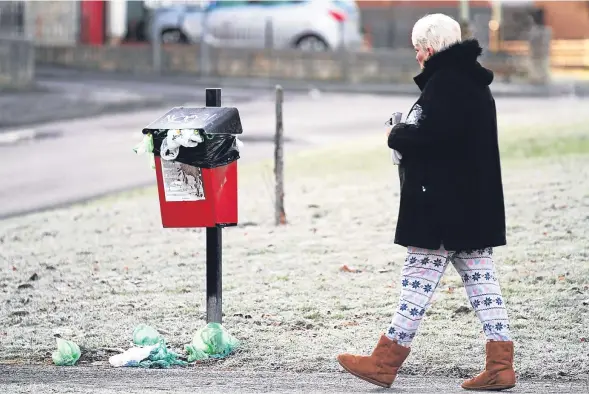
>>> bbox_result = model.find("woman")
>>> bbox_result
[336,14,516,391]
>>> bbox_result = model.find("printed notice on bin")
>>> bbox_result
[160,160,206,202]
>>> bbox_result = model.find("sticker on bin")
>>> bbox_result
[160,160,206,202]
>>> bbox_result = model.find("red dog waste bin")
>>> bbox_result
[142,106,243,228]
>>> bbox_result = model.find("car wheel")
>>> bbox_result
[161,29,187,44]
[295,35,329,52]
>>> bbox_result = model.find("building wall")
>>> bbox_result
[24,0,79,45]
[535,1,589,39]
[358,1,589,41]
[358,2,493,49]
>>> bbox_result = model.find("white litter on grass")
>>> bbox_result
[108,345,158,367]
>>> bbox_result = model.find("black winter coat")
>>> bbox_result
[388,39,506,251]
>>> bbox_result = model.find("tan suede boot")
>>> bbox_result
[337,334,410,388]
[462,340,516,391]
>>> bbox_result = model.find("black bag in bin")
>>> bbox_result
[151,131,240,169]
[142,107,243,169]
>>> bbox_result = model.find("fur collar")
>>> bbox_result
[414,39,493,90]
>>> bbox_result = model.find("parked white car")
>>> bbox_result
[148,0,364,51]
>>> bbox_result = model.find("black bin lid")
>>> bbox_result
[142,107,243,135]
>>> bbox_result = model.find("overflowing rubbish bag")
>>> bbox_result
[160,129,204,161]
[151,129,240,169]
[52,338,81,366]
[134,129,242,170]
[109,324,187,369]
[137,106,244,169]
[184,322,239,362]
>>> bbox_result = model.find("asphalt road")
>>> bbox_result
[1,366,587,393]
[0,89,415,219]
[2,66,585,134]
[1,71,587,220]
[0,68,274,131]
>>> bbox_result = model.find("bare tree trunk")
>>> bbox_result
[274,85,286,226]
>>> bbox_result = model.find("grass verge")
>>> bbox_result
[0,122,587,380]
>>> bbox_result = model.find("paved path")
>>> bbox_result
[3,66,587,134]
[0,70,268,131]
[1,366,587,393]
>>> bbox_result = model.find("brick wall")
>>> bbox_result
[358,1,589,41]
[358,3,492,49]
[535,1,589,39]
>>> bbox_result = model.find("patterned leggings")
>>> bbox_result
[386,245,511,347]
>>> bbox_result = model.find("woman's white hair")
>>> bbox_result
[411,13,462,52]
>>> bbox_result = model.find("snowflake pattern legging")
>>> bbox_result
[386,245,512,347]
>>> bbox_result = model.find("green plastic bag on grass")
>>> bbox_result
[185,322,239,362]
[138,339,188,369]
[184,344,209,363]
[133,324,162,346]
[52,338,81,366]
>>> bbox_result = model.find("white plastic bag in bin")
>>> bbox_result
[161,129,204,161]
[160,129,243,161]
[236,137,244,151]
